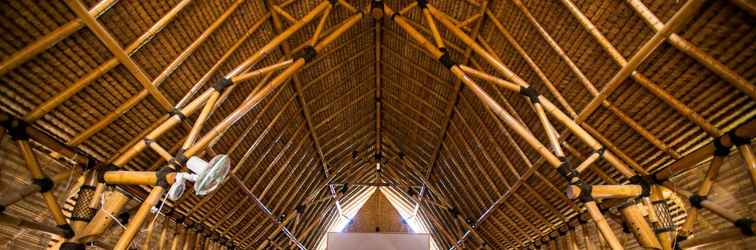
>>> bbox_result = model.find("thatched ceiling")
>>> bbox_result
[0,0,754,249]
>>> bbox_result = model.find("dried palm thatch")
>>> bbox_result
[0,0,755,249]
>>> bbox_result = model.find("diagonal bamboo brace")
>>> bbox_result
[385,4,625,249]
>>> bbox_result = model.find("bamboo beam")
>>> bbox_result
[24,0,191,123]
[67,0,249,146]
[82,4,337,244]
[625,0,756,101]
[263,0,335,192]
[575,0,708,125]
[413,4,491,243]
[484,7,680,159]
[558,0,722,139]
[0,0,118,76]
[654,119,756,181]
[64,0,174,110]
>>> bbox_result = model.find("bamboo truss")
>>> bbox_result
[1,0,754,249]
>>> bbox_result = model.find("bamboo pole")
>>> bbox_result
[114,186,166,250]
[486,6,679,159]
[183,10,364,159]
[111,7,363,249]
[231,59,295,83]
[224,1,331,78]
[66,0,248,146]
[654,119,756,182]
[0,169,78,207]
[428,4,640,177]
[142,215,157,250]
[680,155,724,238]
[24,0,190,123]
[558,0,722,138]
[575,0,708,124]
[75,189,130,242]
[0,0,118,76]
[625,0,756,101]
[650,185,674,250]
[677,228,746,249]
[389,4,627,249]
[565,185,642,200]
[15,140,71,235]
[64,0,175,110]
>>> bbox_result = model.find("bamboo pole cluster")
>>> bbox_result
[0,0,365,249]
[375,0,736,249]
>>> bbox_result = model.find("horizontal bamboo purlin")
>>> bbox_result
[0,0,754,249]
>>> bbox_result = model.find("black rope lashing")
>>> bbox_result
[329,0,338,5]
[296,45,318,63]
[169,108,187,121]
[438,51,456,69]
[213,78,232,92]
[156,166,174,188]
[688,194,706,209]
[556,160,579,183]
[96,164,118,183]
[32,177,54,193]
[629,175,651,198]
[171,149,189,168]
[712,136,732,157]
[5,118,29,141]
[734,218,754,236]
[596,147,606,159]
[518,86,540,104]
[729,130,750,146]
[58,224,75,239]
[59,242,85,250]
[417,0,428,9]
[576,180,593,202]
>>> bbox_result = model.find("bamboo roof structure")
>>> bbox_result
[0,0,755,249]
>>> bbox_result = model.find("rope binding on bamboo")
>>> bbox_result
[296,45,318,63]
[168,108,187,121]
